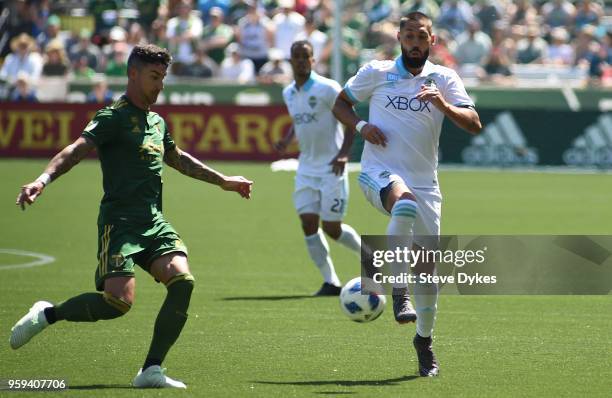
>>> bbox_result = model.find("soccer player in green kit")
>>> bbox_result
[10,44,253,389]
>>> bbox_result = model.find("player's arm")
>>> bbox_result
[15,136,96,210]
[274,124,295,153]
[164,146,253,199]
[330,125,355,176]
[416,85,482,135]
[333,90,387,146]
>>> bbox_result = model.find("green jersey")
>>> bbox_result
[82,95,176,226]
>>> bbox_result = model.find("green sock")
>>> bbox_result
[55,292,130,322]
[144,275,194,365]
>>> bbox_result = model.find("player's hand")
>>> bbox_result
[273,140,287,153]
[361,123,387,147]
[415,84,446,110]
[220,176,253,199]
[16,181,45,211]
[330,154,349,176]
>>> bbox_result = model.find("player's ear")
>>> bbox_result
[431,34,436,46]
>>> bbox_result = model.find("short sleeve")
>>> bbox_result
[322,80,341,109]
[344,62,376,104]
[442,70,475,108]
[81,108,118,146]
[162,120,176,151]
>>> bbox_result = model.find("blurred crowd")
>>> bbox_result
[0,0,610,102]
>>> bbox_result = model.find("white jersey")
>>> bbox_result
[345,57,474,188]
[283,72,344,177]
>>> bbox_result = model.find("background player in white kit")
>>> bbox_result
[333,13,482,376]
[275,40,361,296]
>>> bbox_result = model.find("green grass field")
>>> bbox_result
[1,160,611,397]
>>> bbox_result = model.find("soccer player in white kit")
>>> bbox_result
[275,40,362,296]
[333,13,482,376]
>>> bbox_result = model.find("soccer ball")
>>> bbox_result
[339,277,386,323]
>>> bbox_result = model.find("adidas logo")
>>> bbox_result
[563,114,612,167]
[462,111,538,166]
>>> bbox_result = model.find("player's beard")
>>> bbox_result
[401,46,429,69]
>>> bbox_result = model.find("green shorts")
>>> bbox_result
[94,218,188,291]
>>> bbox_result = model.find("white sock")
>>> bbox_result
[336,223,361,254]
[386,199,418,290]
[305,230,340,286]
[413,273,438,338]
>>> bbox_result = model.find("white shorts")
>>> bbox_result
[358,168,442,249]
[293,173,349,222]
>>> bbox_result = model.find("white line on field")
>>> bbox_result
[0,249,55,270]
[561,86,581,112]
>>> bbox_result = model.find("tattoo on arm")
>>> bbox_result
[46,137,95,181]
[164,147,225,185]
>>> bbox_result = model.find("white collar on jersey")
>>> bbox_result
[292,71,320,92]
[394,56,435,79]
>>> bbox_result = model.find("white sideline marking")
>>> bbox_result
[561,86,581,112]
[270,160,612,175]
[0,249,55,270]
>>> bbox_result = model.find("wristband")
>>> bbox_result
[35,173,51,187]
[355,120,368,133]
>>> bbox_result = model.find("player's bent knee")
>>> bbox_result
[166,272,195,289]
[322,222,342,240]
[102,292,132,317]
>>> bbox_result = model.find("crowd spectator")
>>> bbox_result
[184,46,219,77]
[42,39,69,77]
[236,2,274,72]
[73,56,96,79]
[36,14,63,52]
[0,33,43,85]
[572,0,603,31]
[400,0,440,21]
[68,29,101,71]
[546,27,574,65]
[257,47,292,84]
[87,77,114,103]
[453,20,492,66]
[507,0,538,26]
[541,0,575,30]
[437,0,474,37]
[166,0,204,67]
[516,25,548,64]
[473,0,502,36]
[104,42,129,77]
[10,72,38,102]
[198,0,232,24]
[201,7,234,66]
[272,0,306,59]
[1,0,610,94]
[295,12,329,73]
[220,42,256,83]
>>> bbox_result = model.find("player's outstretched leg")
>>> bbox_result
[386,198,419,323]
[134,272,194,389]
[9,301,53,349]
[413,333,439,377]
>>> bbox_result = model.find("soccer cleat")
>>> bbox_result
[413,334,439,377]
[392,291,417,324]
[314,282,342,296]
[9,301,53,349]
[132,365,187,389]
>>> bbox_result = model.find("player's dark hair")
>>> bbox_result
[400,12,433,32]
[127,44,172,72]
[290,40,313,57]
